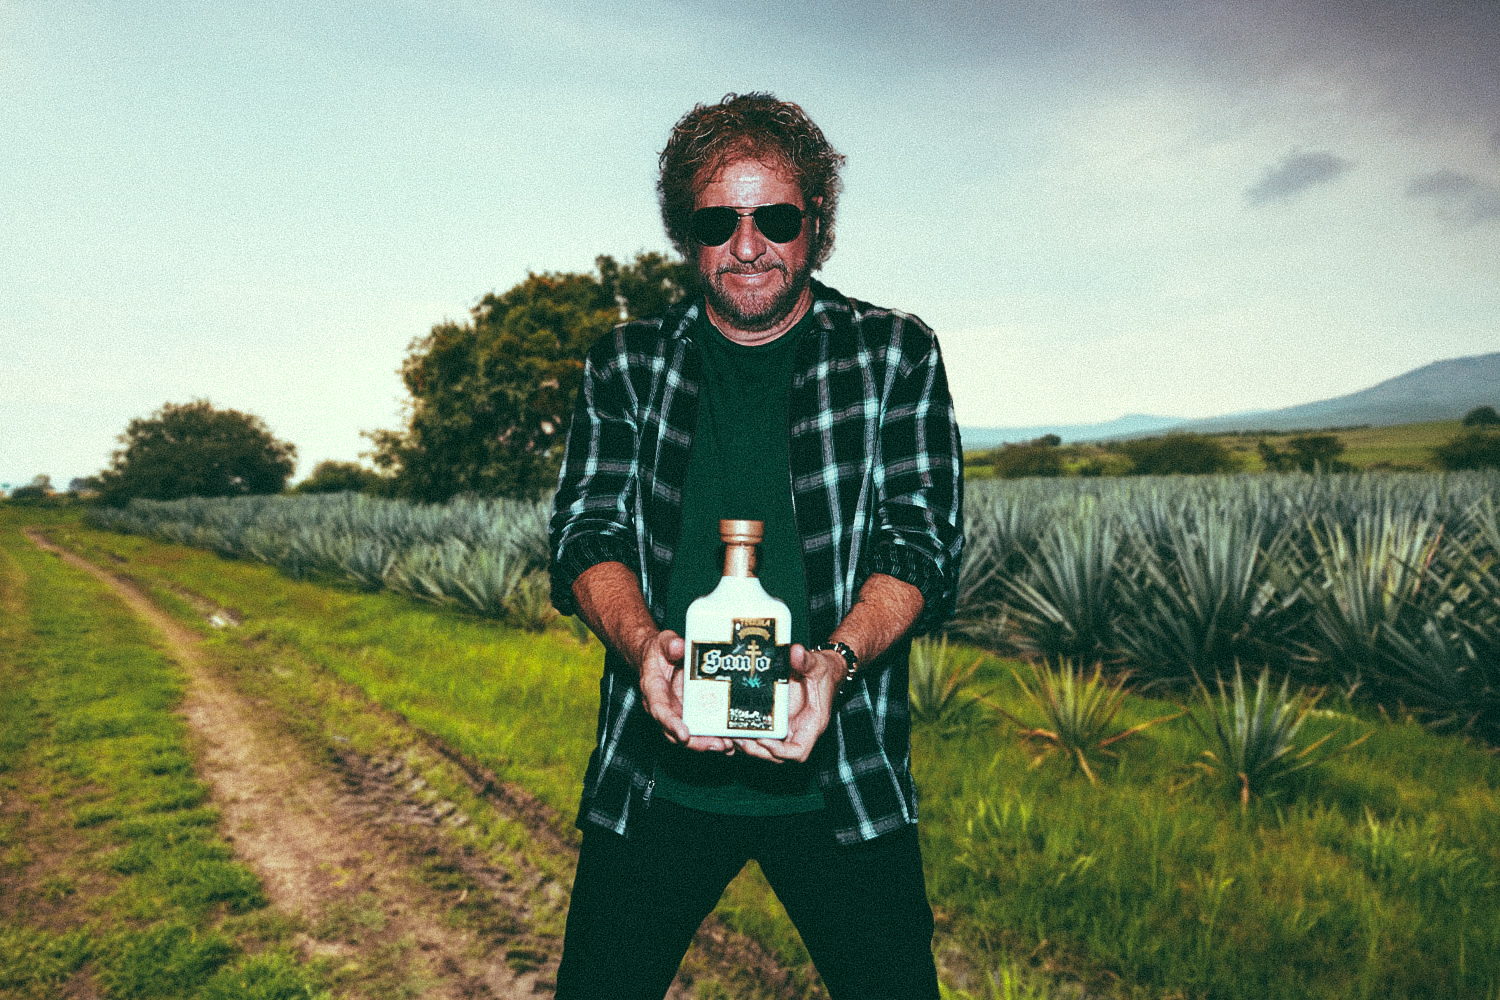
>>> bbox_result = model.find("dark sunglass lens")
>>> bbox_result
[754,204,803,243]
[691,207,738,246]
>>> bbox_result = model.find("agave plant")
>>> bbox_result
[1299,510,1443,690]
[1371,522,1500,743]
[907,634,984,731]
[1188,663,1367,810]
[447,546,526,616]
[995,659,1180,784]
[1116,510,1300,683]
[1005,511,1126,664]
[505,569,560,631]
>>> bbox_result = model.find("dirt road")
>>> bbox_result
[28,529,569,997]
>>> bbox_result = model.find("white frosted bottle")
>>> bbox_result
[682,519,792,739]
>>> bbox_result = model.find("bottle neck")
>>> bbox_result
[723,543,757,578]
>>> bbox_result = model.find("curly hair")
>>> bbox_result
[658,93,846,271]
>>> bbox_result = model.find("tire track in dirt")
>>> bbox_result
[26,529,556,998]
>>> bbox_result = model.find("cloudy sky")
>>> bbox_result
[4,0,1499,488]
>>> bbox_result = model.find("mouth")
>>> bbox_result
[717,264,785,285]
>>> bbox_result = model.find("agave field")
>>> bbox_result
[89,492,557,626]
[92,471,1500,744]
[958,472,1500,743]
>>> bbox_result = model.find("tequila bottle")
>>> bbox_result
[682,519,792,739]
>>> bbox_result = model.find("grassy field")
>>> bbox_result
[23,505,1500,999]
[965,419,1464,476]
[0,508,329,998]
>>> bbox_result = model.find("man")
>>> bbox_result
[548,92,963,999]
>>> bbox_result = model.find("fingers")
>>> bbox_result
[637,629,693,743]
[640,669,690,744]
[735,739,785,763]
[789,642,807,675]
[737,734,813,763]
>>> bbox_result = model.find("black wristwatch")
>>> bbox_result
[810,640,860,683]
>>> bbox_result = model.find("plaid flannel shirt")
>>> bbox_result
[549,279,964,845]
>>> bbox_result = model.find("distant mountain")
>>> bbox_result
[959,352,1500,449]
[961,414,1185,450]
[1166,352,1500,436]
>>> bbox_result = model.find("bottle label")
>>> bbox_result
[690,618,790,732]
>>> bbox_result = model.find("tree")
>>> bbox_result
[95,400,297,506]
[1260,434,1350,473]
[293,460,387,495]
[1461,405,1500,428]
[1286,434,1350,473]
[8,474,53,503]
[991,443,1063,478]
[1120,434,1236,475]
[1433,431,1500,470]
[369,253,694,501]
[1257,440,1297,472]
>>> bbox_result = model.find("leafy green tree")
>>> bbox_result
[369,253,693,501]
[1288,434,1350,473]
[1434,431,1500,470]
[8,474,53,503]
[293,460,387,495]
[1121,434,1236,475]
[1257,440,1297,472]
[95,400,297,506]
[1461,405,1500,428]
[992,443,1064,478]
[1258,434,1349,473]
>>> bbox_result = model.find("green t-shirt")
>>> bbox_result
[655,310,825,816]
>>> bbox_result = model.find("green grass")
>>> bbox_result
[0,508,328,999]
[921,657,1500,999]
[38,506,1500,999]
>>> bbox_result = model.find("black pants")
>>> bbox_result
[555,799,941,1000]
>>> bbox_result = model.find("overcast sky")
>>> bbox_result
[4,0,1499,488]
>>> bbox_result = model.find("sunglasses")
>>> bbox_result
[690,203,806,246]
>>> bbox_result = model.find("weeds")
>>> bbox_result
[1188,664,1368,809]
[909,634,985,731]
[994,660,1180,784]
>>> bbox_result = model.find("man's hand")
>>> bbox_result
[735,644,844,764]
[632,628,733,754]
[572,562,732,754]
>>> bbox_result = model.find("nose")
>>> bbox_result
[728,214,764,261]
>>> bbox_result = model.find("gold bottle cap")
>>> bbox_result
[719,519,764,545]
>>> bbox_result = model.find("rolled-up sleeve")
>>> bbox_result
[867,332,964,632]
[548,335,642,617]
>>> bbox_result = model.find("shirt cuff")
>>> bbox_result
[866,542,952,632]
